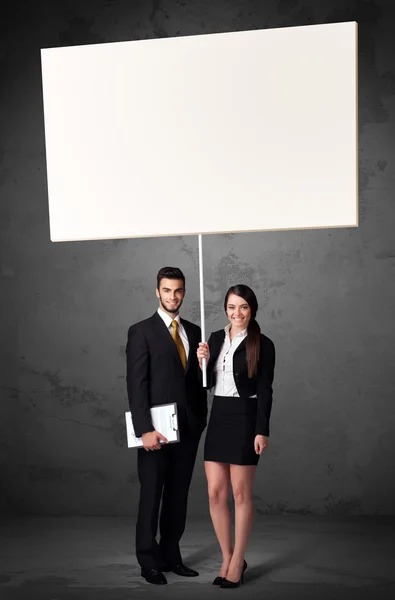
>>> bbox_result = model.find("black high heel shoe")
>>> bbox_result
[212,575,225,585]
[220,560,247,589]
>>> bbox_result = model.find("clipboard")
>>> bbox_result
[125,402,179,448]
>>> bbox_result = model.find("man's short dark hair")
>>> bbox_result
[157,267,185,289]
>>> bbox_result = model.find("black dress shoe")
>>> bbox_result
[220,560,247,589]
[212,576,225,585]
[162,563,199,577]
[141,568,167,585]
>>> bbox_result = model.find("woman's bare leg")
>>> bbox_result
[205,460,232,577]
[226,464,256,582]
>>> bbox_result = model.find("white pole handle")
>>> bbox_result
[198,234,207,387]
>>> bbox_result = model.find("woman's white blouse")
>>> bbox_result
[212,324,256,397]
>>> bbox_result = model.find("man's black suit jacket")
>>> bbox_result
[126,312,207,437]
[206,329,275,437]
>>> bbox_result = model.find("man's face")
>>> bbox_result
[156,278,186,315]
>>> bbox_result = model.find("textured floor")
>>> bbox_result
[1,515,395,599]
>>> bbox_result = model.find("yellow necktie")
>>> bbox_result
[171,320,187,370]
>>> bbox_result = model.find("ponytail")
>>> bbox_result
[246,318,261,378]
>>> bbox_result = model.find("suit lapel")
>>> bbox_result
[233,337,247,354]
[180,318,194,373]
[209,330,226,366]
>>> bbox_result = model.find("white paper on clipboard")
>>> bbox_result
[125,402,179,448]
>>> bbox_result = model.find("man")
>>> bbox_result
[126,266,207,585]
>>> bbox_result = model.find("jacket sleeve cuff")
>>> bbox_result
[134,423,155,437]
[255,428,269,437]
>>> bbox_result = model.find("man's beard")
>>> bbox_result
[159,293,183,314]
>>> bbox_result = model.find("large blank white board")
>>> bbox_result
[41,22,358,242]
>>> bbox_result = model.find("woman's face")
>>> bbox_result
[226,293,251,329]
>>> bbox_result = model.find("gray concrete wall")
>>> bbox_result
[1,0,394,516]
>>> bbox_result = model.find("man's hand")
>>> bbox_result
[254,435,268,455]
[142,430,169,451]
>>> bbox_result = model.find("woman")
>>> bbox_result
[197,284,275,589]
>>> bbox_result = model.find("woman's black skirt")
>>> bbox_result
[204,395,260,466]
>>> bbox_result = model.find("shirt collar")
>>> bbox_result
[224,323,248,339]
[157,307,181,328]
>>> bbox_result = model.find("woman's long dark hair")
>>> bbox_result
[224,284,261,378]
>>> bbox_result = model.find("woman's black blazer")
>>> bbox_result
[206,329,275,437]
